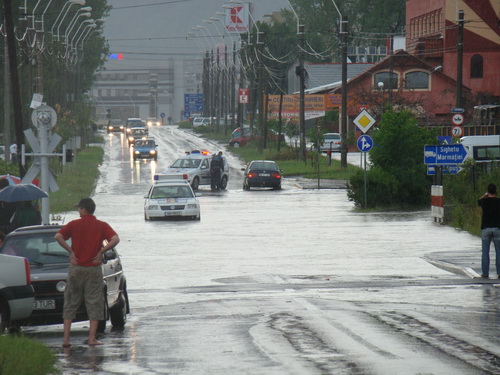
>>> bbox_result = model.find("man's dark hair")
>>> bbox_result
[76,198,96,214]
[488,183,497,195]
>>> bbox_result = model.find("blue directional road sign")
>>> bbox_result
[427,165,462,175]
[424,144,468,165]
[184,93,204,114]
[357,134,373,152]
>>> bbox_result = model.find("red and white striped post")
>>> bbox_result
[431,185,444,223]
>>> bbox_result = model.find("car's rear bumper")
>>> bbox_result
[3,285,35,321]
[247,177,281,188]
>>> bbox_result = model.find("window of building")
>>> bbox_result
[405,71,429,89]
[470,54,483,78]
[374,72,398,90]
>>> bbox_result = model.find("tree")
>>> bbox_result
[348,110,438,208]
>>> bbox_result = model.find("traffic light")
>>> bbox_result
[106,108,111,119]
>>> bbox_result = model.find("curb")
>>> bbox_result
[424,257,482,279]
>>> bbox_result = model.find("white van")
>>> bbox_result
[460,135,500,161]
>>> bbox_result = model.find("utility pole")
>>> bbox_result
[298,24,306,161]
[340,15,348,169]
[203,51,210,117]
[4,41,11,163]
[257,32,264,153]
[4,0,26,176]
[456,10,464,108]
[231,41,236,130]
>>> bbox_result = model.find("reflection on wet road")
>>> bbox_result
[23,126,500,374]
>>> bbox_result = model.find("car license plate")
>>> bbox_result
[260,173,270,177]
[34,299,55,310]
[165,212,181,216]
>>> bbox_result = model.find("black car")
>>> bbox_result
[107,119,124,133]
[242,160,282,190]
[0,225,129,332]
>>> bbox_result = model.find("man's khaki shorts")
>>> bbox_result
[63,265,104,321]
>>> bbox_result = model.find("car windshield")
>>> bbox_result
[131,129,146,135]
[135,140,155,147]
[250,162,278,171]
[111,120,122,125]
[1,232,70,265]
[324,134,341,141]
[151,185,194,199]
[128,120,143,127]
[171,158,201,168]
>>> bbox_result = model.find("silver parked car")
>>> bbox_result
[0,225,129,332]
[319,132,342,152]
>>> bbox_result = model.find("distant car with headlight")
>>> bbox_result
[133,138,157,160]
[146,117,161,127]
[127,127,148,146]
[0,225,129,332]
[160,150,228,190]
[107,119,124,133]
[144,177,201,220]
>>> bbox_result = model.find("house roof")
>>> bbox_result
[328,49,471,94]
[303,62,373,90]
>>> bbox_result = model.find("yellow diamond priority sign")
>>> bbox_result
[353,109,375,133]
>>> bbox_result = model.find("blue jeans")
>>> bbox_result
[481,227,500,276]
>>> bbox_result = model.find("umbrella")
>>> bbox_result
[0,183,48,202]
[0,174,40,187]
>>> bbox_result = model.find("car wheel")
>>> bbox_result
[220,176,228,190]
[273,184,282,190]
[144,212,149,221]
[109,293,127,329]
[232,142,241,148]
[97,298,109,334]
[191,176,200,190]
[243,181,250,191]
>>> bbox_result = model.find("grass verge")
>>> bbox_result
[0,335,59,375]
[50,146,104,213]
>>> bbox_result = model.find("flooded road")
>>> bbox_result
[24,126,500,374]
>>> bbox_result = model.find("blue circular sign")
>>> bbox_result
[160,113,165,118]
[357,135,373,152]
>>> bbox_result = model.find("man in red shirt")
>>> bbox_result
[55,198,120,347]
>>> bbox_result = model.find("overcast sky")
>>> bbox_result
[103,0,291,70]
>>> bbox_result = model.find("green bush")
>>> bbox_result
[177,120,192,129]
[348,110,438,209]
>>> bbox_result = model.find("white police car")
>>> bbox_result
[161,150,228,190]
[144,176,200,220]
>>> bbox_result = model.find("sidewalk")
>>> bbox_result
[424,250,500,283]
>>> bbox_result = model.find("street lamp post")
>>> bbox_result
[329,0,349,169]
[126,94,136,117]
[63,9,92,45]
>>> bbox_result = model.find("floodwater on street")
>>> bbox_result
[23,126,500,375]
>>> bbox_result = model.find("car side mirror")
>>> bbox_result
[241,168,246,171]
[102,248,117,263]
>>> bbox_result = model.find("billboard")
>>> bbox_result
[225,4,250,34]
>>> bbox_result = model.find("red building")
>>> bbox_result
[331,50,469,125]
[406,0,500,102]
